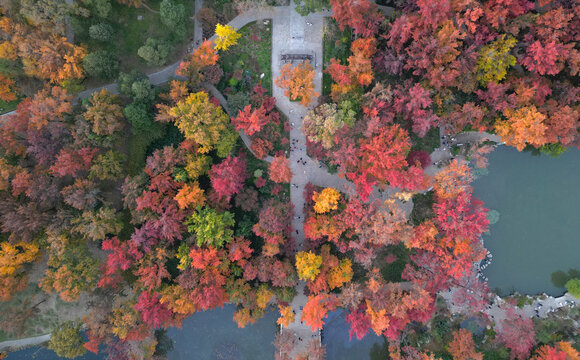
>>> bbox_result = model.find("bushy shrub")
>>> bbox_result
[137,38,172,66]
[160,0,186,38]
[89,23,114,41]
[123,102,157,134]
[83,50,119,80]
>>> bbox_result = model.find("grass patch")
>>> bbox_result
[126,129,165,175]
[410,190,434,225]
[322,18,351,96]
[0,97,20,114]
[379,244,410,283]
[72,0,194,78]
[410,126,441,154]
[216,20,272,96]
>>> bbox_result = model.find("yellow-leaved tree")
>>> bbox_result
[277,305,295,327]
[214,24,241,51]
[295,250,323,281]
[312,187,341,213]
[167,91,237,156]
[0,241,39,276]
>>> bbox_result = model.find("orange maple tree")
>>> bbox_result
[269,155,292,183]
[495,106,547,151]
[275,61,318,106]
[0,73,17,102]
[448,329,483,360]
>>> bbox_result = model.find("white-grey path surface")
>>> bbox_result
[64,0,74,43]
[271,2,326,356]
[0,334,51,352]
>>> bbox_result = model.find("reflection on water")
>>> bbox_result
[472,146,580,296]
[322,310,387,360]
[6,305,276,360]
[166,305,276,360]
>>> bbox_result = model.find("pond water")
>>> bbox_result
[166,305,277,360]
[472,146,580,296]
[322,310,387,360]
[6,305,277,360]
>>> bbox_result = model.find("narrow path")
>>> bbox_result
[75,6,290,100]
[64,0,74,43]
[140,2,159,14]
[0,334,50,352]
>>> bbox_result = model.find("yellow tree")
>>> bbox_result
[275,61,318,106]
[0,242,39,276]
[277,305,295,327]
[214,24,241,51]
[312,187,341,214]
[256,285,273,309]
[167,91,236,154]
[495,106,547,151]
[296,251,323,281]
[83,89,124,136]
[327,258,353,289]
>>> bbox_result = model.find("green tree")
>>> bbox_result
[89,150,126,181]
[551,270,570,288]
[160,0,186,38]
[215,124,237,158]
[227,92,250,115]
[48,321,86,359]
[186,207,235,248]
[88,23,114,41]
[118,70,146,97]
[137,38,172,66]
[82,0,112,18]
[131,79,156,103]
[565,278,580,297]
[123,102,157,134]
[83,50,119,80]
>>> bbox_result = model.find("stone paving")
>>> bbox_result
[271,1,326,356]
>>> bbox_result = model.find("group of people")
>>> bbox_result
[291,138,305,152]
[476,251,493,282]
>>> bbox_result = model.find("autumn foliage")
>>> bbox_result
[269,155,291,183]
[275,61,318,106]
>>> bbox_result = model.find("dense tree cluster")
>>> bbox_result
[0,0,578,358]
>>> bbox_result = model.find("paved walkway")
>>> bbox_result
[0,334,50,352]
[270,1,326,356]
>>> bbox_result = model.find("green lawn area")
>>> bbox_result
[0,97,20,114]
[216,20,273,96]
[322,18,351,96]
[379,244,410,283]
[410,126,441,154]
[72,0,194,78]
[126,123,184,175]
